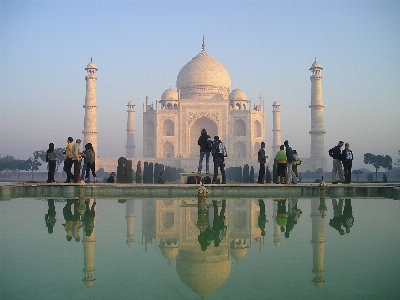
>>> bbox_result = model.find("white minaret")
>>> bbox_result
[309,59,326,171]
[125,101,136,158]
[272,101,281,158]
[83,59,98,155]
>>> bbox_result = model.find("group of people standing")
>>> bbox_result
[61,136,96,183]
[197,129,227,184]
[273,140,300,184]
[329,141,353,184]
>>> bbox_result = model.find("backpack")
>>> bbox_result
[218,142,227,157]
[207,137,213,151]
[202,176,212,184]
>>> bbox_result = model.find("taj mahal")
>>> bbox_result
[83,39,327,173]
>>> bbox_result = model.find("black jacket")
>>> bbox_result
[198,134,211,152]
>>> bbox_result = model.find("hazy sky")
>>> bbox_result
[1,0,399,171]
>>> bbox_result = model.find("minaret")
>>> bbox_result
[309,59,326,171]
[126,200,135,247]
[272,101,281,158]
[83,59,98,155]
[125,101,136,158]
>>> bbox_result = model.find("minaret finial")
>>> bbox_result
[202,36,205,51]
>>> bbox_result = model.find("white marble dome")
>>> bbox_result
[176,50,231,97]
[161,87,178,100]
[86,61,97,69]
[229,88,247,101]
[310,60,322,69]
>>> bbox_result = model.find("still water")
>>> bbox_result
[0,197,399,300]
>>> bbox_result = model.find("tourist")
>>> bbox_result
[284,140,298,184]
[292,150,299,178]
[81,144,89,182]
[157,171,165,184]
[46,142,57,183]
[63,137,74,183]
[341,143,353,184]
[274,145,287,184]
[72,139,82,183]
[84,143,97,183]
[197,129,212,174]
[107,172,115,183]
[257,142,268,184]
[329,141,345,184]
[211,136,226,184]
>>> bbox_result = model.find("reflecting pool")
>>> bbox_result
[1,197,399,300]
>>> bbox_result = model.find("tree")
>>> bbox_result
[136,161,142,183]
[26,157,42,178]
[364,153,392,181]
[395,149,400,166]
[352,169,363,181]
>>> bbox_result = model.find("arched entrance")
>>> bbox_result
[189,117,218,158]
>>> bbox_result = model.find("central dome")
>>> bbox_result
[176,50,231,98]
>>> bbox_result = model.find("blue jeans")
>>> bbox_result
[198,152,210,173]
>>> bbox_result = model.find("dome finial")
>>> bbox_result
[202,35,205,51]
[91,57,92,62]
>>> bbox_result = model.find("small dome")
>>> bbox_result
[229,88,247,101]
[128,101,135,106]
[86,61,97,69]
[161,87,178,101]
[273,100,280,106]
[310,60,322,69]
[176,50,231,97]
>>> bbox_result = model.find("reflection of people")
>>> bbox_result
[107,172,115,183]
[342,199,354,234]
[71,201,82,242]
[275,199,287,230]
[82,200,96,237]
[342,143,353,184]
[258,200,268,236]
[211,200,227,247]
[285,199,302,238]
[275,145,287,184]
[46,143,57,183]
[329,199,345,235]
[329,141,345,184]
[257,142,267,184]
[45,199,56,234]
[62,200,74,241]
[211,136,226,184]
[197,129,212,174]
[157,172,165,184]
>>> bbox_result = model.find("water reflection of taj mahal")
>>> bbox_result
[81,198,327,297]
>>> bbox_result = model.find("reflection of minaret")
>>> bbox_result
[126,200,135,247]
[272,200,281,247]
[310,199,326,288]
[83,59,98,155]
[82,199,96,288]
[272,101,281,158]
[125,101,136,158]
[309,59,326,171]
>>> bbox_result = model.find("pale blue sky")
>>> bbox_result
[1,0,399,170]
